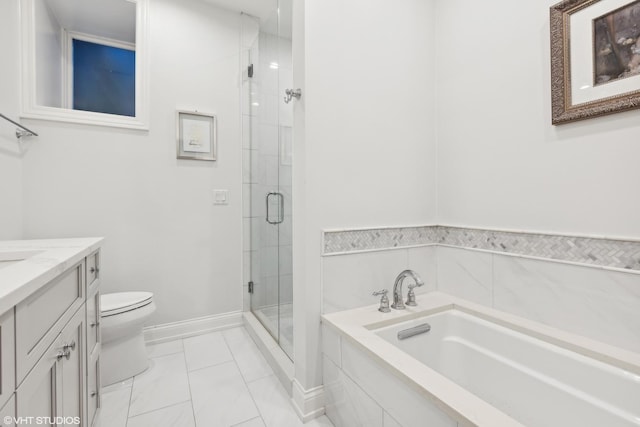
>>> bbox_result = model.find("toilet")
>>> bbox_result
[100,292,156,386]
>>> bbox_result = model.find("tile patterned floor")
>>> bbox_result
[97,327,333,427]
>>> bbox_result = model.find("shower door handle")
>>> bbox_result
[266,192,284,224]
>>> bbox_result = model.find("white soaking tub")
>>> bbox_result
[322,292,640,427]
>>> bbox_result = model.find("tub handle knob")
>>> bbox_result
[406,283,423,307]
[372,290,391,313]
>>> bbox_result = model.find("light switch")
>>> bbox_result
[213,189,229,205]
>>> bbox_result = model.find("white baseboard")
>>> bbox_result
[143,311,243,344]
[292,378,325,422]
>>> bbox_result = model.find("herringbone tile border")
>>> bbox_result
[323,226,640,271]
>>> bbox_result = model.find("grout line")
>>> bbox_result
[227,333,269,426]
[231,417,264,427]
[126,399,192,421]
[124,373,134,427]
[182,337,198,427]
[126,401,194,422]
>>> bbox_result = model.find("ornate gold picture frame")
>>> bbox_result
[550,0,640,124]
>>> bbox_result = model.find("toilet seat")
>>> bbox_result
[101,292,153,317]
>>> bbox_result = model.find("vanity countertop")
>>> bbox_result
[0,237,104,315]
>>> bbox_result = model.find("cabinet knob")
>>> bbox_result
[90,391,98,398]
[90,267,99,274]
[90,321,100,328]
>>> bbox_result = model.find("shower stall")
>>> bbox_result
[241,0,294,360]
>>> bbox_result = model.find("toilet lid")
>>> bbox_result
[101,292,153,317]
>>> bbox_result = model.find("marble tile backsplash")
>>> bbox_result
[324,225,640,272]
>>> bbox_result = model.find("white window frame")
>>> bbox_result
[20,0,149,130]
[63,30,136,111]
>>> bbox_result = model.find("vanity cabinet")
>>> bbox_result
[16,308,85,426]
[8,248,101,427]
[85,250,101,426]
[0,310,15,411]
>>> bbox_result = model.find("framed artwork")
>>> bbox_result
[550,0,640,124]
[176,110,216,161]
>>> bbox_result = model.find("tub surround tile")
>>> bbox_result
[189,361,259,426]
[407,246,438,295]
[128,353,191,417]
[340,340,457,427]
[247,375,303,427]
[322,324,342,368]
[323,225,640,272]
[323,250,408,314]
[126,402,195,427]
[440,227,640,271]
[183,331,233,372]
[323,356,383,427]
[437,246,493,305]
[324,227,438,254]
[493,256,640,354]
[322,292,640,427]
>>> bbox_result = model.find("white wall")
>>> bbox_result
[436,0,640,239]
[16,0,243,325]
[34,0,64,109]
[295,0,438,390]
[0,0,24,240]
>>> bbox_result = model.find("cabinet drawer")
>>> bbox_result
[86,251,100,294]
[0,310,15,411]
[86,290,100,358]
[16,262,84,385]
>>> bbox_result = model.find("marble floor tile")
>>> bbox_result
[306,416,335,427]
[127,401,195,427]
[101,378,133,395]
[183,331,234,371]
[98,386,131,427]
[232,417,267,427]
[189,360,259,426]
[223,327,273,383]
[247,375,302,427]
[146,339,184,358]
[128,353,191,417]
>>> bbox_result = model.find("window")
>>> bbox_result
[72,39,136,117]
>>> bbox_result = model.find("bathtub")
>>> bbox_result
[322,292,640,427]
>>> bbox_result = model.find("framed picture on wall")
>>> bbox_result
[550,0,640,124]
[176,110,217,161]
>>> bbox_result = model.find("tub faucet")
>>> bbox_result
[391,270,424,310]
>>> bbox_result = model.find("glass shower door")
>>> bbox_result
[245,0,294,360]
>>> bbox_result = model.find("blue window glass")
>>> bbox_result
[73,39,135,117]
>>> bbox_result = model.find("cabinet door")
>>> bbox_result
[86,350,100,427]
[16,337,63,427]
[59,309,85,427]
[86,290,100,357]
[0,310,15,410]
[0,395,15,427]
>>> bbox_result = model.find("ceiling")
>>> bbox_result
[45,0,136,43]
[44,0,292,45]
[203,0,292,38]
